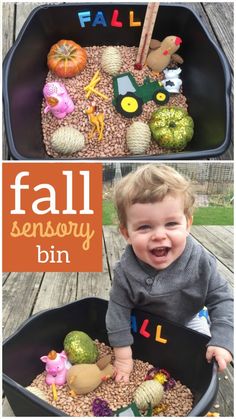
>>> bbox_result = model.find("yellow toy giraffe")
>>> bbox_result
[85,102,105,141]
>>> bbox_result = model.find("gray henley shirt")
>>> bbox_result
[106,235,233,355]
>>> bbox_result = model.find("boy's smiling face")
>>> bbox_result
[121,194,192,270]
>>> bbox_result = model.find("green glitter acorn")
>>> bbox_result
[149,107,194,150]
[64,331,98,364]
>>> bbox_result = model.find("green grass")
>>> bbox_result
[103,200,233,225]
[193,206,233,225]
[103,200,118,225]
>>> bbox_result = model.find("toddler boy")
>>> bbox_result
[106,164,233,382]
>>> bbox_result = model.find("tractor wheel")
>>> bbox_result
[153,88,170,105]
[115,93,143,118]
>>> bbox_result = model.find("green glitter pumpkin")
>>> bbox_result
[149,107,194,150]
[64,331,98,364]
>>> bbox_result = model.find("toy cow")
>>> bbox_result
[43,81,74,119]
[162,67,183,93]
[40,350,68,385]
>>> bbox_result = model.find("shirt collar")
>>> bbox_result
[127,235,194,278]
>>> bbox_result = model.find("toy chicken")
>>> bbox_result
[146,36,183,73]
[66,354,114,395]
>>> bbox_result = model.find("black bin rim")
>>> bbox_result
[3,297,219,417]
[2,3,232,160]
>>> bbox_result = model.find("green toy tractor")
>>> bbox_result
[112,72,170,118]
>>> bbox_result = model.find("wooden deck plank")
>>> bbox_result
[103,225,126,271]
[190,226,233,271]
[32,272,78,314]
[187,2,233,69]
[2,2,15,60]
[2,398,14,417]
[204,225,234,244]
[76,271,111,300]
[15,2,40,38]
[2,272,10,284]
[214,261,234,289]
[223,225,234,233]
[216,365,234,416]
[202,2,233,69]
[76,239,112,300]
[191,227,234,288]
[2,272,44,340]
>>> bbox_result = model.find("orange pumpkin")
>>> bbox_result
[47,40,87,78]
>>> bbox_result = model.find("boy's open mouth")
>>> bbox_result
[150,247,170,257]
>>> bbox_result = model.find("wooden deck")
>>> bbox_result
[2,226,234,417]
[2,2,234,160]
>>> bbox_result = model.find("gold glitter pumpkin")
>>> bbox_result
[149,106,194,150]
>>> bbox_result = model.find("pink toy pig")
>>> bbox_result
[40,350,68,385]
[43,81,74,119]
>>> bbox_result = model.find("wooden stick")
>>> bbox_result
[89,70,100,84]
[84,78,101,91]
[86,87,108,100]
[84,71,100,91]
[84,78,101,98]
[135,2,160,69]
[85,90,92,99]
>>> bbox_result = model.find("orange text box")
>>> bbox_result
[2,163,103,272]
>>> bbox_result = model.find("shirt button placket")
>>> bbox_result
[146,278,154,287]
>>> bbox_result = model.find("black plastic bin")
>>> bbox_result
[3,3,231,160]
[3,298,218,416]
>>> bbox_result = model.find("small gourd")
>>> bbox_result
[47,40,87,78]
[101,47,122,75]
[51,126,85,154]
[134,380,164,410]
[126,121,151,154]
[149,106,194,150]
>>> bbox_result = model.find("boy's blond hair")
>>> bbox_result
[114,164,195,227]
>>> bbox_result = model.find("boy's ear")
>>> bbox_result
[120,225,131,243]
[187,216,193,232]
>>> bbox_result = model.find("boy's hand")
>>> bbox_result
[206,346,232,371]
[113,346,133,383]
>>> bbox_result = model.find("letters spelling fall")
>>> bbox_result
[77,9,142,28]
